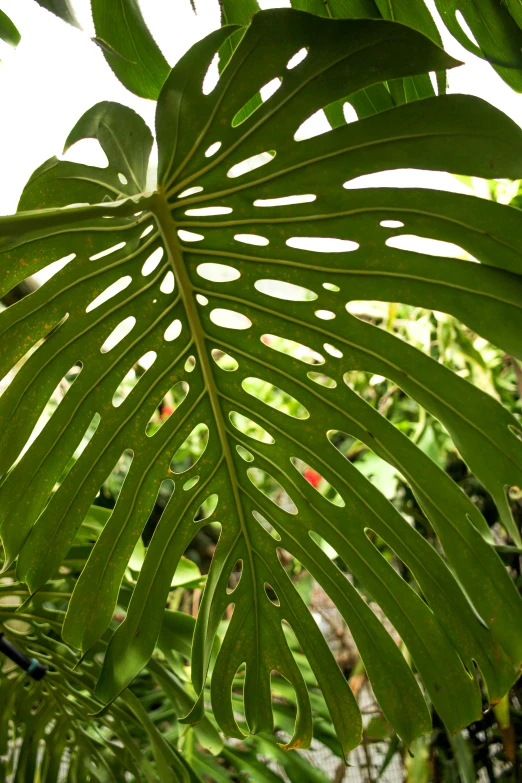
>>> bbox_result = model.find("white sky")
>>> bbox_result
[0,0,521,215]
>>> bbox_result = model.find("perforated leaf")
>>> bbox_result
[2,9,522,755]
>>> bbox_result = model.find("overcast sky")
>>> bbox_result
[1,0,522,216]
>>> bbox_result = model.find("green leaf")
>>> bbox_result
[220,0,261,24]
[2,8,522,756]
[406,735,430,783]
[218,0,261,76]
[18,101,153,213]
[449,731,476,783]
[149,659,224,755]
[0,10,21,47]
[291,0,445,126]
[33,0,81,28]
[171,556,205,588]
[91,0,171,99]
[373,0,442,43]
[0,579,188,782]
[433,0,522,92]
[158,609,197,660]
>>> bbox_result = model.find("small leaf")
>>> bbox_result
[34,0,81,28]
[91,0,170,99]
[0,10,21,47]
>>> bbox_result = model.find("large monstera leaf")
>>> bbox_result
[2,9,522,755]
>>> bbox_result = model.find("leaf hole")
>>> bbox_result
[140,224,154,238]
[178,229,204,242]
[231,78,281,127]
[230,661,246,721]
[13,362,82,457]
[163,318,182,342]
[196,294,208,305]
[291,457,344,506]
[247,467,297,514]
[146,380,189,436]
[177,186,204,198]
[100,316,136,353]
[185,356,196,372]
[160,271,175,294]
[323,282,340,292]
[204,141,222,158]
[185,206,233,217]
[210,308,251,330]
[182,521,221,577]
[264,582,280,606]
[342,102,358,123]
[255,279,316,301]
[86,276,132,313]
[309,530,339,560]
[62,137,108,167]
[261,76,282,101]
[193,493,219,522]
[294,109,331,141]
[197,262,240,282]
[261,334,324,365]
[183,475,200,491]
[141,247,164,276]
[236,444,254,462]
[380,220,404,229]
[315,309,335,320]
[234,233,269,247]
[229,411,274,444]
[508,424,522,442]
[324,343,343,358]
[385,234,478,261]
[254,194,316,208]
[227,151,276,179]
[112,351,157,408]
[89,241,126,261]
[307,371,336,388]
[227,559,243,594]
[57,412,101,484]
[211,348,238,371]
[95,448,134,511]
[286,47,308,69]
[253,509,281,541]
[118,173,128,185]
[242,377,309,420]
[202,51,220,94]
[170,423,209,474]
[31,252,76,286]
[287,236,358,253]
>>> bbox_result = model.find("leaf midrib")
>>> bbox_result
[151,189,262,692]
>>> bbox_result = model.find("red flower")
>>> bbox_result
[304,467,321,488]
